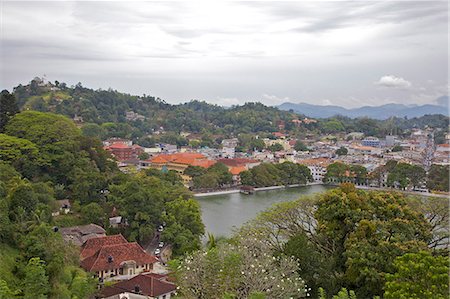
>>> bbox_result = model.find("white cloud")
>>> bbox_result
[375,75,412,89]
[261,94,291,105]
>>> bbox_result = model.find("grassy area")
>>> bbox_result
[0,243,20,285]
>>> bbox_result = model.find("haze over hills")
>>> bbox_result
[278,96,449,119]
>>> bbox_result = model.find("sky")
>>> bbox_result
[1,0,448,108]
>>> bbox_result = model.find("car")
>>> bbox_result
[158,242,164,248]
[154,248,161,255]
[158,225,164,232]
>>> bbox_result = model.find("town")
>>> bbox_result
[103,122,448,194]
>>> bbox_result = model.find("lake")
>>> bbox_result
[195,184,332,237]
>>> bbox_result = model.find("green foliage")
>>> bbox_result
[5,111,80,146]
[23,257,50,299]
[0,90,19,133]
[316,184,431,297]
[321,120,345,133]
[387,162,426,189]
[190,162,232,189]
[240,162,312,187]
[391,145,403,152]
[324,162,350,183]
[384,251,449,299]
[81,202,105,225]
[268,143,284,152]
[335,146,348,156]
[161,197,205,255]
[184,165,206,178]
[427,164,449,192]
[294,140,308,151]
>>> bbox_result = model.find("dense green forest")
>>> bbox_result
[0,93,204,298]
[11,78,449,146]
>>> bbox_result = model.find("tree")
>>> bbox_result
[174,233,307,298]
[0,134,39,176]
[23,257,50,299]
[0,90,19,133]
[161,197,204,256]
[316,184,431,297]
[350,165,367,185]
[81,123,105,138]
[193,172,219,189]
[208,162,232,186]
[81,202,105,225]
[391,145,402,152]
[294,140,308,151]
[321,120,345,134]
[335,147,348,156]
[184,165,206,178]
[138,152,150,160]
[324,162,349,183]
[384,251,449,299]
[268,143,284,152]
[427,164,449,192]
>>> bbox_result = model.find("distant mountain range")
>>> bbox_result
[278,96,449,119]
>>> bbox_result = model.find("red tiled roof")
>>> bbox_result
[217,158,259,167]
[191,159,216,168]
[230,166,247,175]
[80,234,128,260]
[99,273,177,298]
[106,143,131,149]
[80,242,158,272]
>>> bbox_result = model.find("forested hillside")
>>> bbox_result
[12,78,449,145]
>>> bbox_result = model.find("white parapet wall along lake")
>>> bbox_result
[194,184,333,237]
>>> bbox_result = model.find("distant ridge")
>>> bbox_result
[278,96,449,119]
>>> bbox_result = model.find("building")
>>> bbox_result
[104,143,144,161]
[60,224,106,246]
[97,273,177,299]
[297,158,330,182]
[80,235,159,281]
[221,146,235,158]
[125,111,145,121]
[385,135,399,147]
[361,137,380,148]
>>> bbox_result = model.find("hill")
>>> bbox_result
[278,98,449,119]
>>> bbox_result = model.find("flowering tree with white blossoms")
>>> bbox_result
[173,233,309,298]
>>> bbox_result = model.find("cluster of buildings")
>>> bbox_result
[103,127,449,190]
[60,224,177,299]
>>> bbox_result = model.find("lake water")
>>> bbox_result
[195,185,332,237]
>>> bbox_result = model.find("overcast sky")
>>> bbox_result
[1,1,448,107]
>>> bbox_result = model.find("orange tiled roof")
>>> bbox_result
[230,166,247,175]
[151,153,215,168]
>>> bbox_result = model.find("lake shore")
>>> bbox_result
[194,182,449,198]
[194,182,323,197]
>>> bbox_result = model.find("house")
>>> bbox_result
[97,273,177,299]
[60,224,106,246]
[52,199,71,216]
[109,216,128,229]
[298,158,330,182]
[80,235,159,281]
